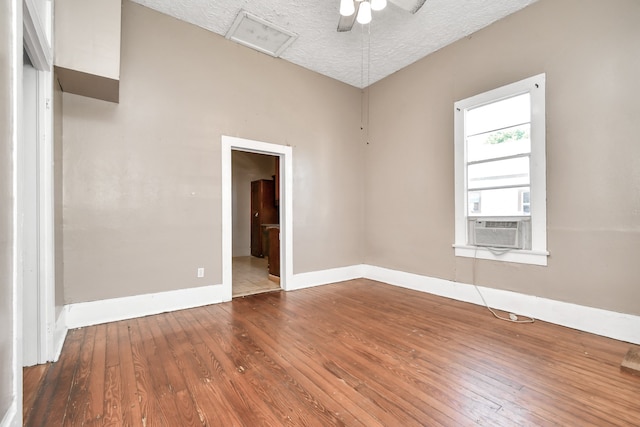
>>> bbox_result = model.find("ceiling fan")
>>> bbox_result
[337,0,427,32]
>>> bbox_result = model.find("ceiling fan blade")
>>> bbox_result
[388,0,427,14]
[337,1,360,32]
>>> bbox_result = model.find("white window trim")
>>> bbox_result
[453,74,548,266]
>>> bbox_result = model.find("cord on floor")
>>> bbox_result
[473,284,535,323]
[472,246,535,324]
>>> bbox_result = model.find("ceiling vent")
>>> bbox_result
[225,11,298,58]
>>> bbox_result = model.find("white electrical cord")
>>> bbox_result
[472,247,535,324]
[473,284,535,323]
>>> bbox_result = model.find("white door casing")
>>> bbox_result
[221,136,293,299]
[21,0,55,366]
[21,51,40,367]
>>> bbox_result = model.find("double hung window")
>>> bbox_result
[454,74,548,265]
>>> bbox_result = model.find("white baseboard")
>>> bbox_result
[61,264,640,345]
[0,399,18,427]
[63,264,365,330]
[364,265,640,345]
[52,309,68,362]
[289,264,366,291]
[65,284,227,329]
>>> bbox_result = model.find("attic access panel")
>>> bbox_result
[225,11,298,58]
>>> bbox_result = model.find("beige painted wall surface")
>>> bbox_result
[232,151,276,257]
[365,0,640,315]
[0,0,15,417]
[54,0,121,102]
[62,1,364,303]
[54,0,121,80]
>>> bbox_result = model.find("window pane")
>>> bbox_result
[467,123,530,162]
[468,186,530,217]
[466,93,530,137]
[467,156,530,190]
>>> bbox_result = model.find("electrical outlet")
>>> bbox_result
[197,267,205,278]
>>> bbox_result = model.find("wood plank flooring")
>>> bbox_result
[24,279,640,426]
[22,363,49,423]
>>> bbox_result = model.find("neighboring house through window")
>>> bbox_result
[453,74,548,266]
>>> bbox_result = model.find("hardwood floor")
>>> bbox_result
[24,279,639,426]
[232,256,280,297]
[22,363,49,422]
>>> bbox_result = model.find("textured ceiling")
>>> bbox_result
[130,0,539,88]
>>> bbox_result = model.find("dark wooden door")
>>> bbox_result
[268,227,280,277]
[251,179,277,257]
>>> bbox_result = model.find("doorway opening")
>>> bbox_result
[221,136,293,300]
[231,151,281,297]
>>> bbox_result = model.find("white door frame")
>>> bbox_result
[22,0,55,364]
[221,136,293,299]
[21,49,41,367]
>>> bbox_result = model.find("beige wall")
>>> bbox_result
[232,151,276,257]
[365,0,640,315]
[0,0,15,418]
[60,0,640,317]
[61,1,364,303]
[54,0,121,102]
[55,0,121,79]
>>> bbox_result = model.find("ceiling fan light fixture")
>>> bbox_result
[370,0,387,11]
[339,0,355,17]
[356,1,372,24]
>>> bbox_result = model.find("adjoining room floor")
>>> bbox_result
[232,255,280,297]
[23,279,640,426]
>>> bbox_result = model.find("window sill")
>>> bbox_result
[453,245,548,266]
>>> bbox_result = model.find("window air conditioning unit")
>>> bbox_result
[473,220,523,249]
